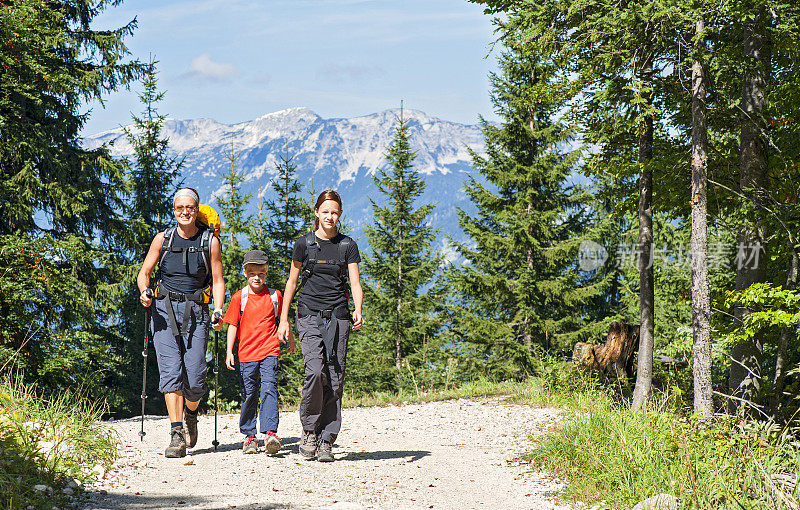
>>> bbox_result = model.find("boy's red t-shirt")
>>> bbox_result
[222,287,283,362]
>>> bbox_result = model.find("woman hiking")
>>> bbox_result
[137,187,225,458]
[277,189,363,462]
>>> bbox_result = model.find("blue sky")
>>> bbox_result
[82,0,501,135]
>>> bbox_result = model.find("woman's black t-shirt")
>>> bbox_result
[292,232,360,311]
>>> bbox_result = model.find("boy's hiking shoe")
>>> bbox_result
[299,430,317,458]
[264,431,282,455]
[317,440,334,462]
[184,410,198,448]
[243,435,258,454]
[165,427,187,458]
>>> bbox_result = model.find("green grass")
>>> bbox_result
[518,363,800,510]
[0,374,116,509]
[342,377,518,407]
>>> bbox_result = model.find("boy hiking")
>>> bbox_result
[223,250,296,454]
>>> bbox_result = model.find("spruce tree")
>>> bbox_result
[217,146,251,294]
[445,14,595,379]
[124,57,184,250]
[0,0,143,397]
[112,58,184,414]
[362,108,441,372]
[260,152,305,288]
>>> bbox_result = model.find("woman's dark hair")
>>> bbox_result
[313,190,342,230]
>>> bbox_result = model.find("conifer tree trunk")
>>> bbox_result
[524,201,534,347]
[632,50,655,409]
[522,84,538,349]
[690,19,713,418]
[283,178,290,255]
[730,14,770,412]
[396,228,403,370]
[396,169,404,370]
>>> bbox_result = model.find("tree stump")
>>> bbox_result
[573,322,639,379]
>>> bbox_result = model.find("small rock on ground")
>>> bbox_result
[632,493,681,510]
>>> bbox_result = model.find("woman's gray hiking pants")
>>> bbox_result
[297,313,350,442]
[151,298,209,403]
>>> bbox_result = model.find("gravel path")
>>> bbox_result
[83,397,573,510]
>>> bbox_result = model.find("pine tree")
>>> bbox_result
[260,152,305,289]
[113,58,184,414]
[124,57,184,250]
[0,0,143,397]
[445,13,596,379]
[217,145,251,294]
[362,107,442,372]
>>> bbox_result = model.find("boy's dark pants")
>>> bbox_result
[297,315,350,443]
[238,356,279,436]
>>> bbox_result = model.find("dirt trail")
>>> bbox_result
[83,397,573,509]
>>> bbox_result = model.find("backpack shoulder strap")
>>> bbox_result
[268,288,280,323]
[302,231,318,274]
[338,235,352,278]
[239,286,250,316]
[158,226,177,268]
[199,226,213,275]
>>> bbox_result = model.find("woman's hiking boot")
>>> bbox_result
[317,439,334,462]
[264,431,282,455]
[184,409,198,448]
[299,430,317,458]
[243,435,258,454]
[165,426,187,458]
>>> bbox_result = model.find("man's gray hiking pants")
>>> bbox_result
[151,298,209,402]
[297,313,350,442]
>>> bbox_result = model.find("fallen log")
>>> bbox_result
[573,321,639,379]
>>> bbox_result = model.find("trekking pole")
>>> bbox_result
[139,288,154,441]
[211,312,221,451]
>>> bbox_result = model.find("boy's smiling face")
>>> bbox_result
[243,263,267,293]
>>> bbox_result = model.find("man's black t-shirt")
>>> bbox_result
[292,232,360,311]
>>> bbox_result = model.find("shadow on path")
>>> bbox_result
[190,442,242,454]
[191,436,300,455]
[82,492,290,509]
[336,449,431,462]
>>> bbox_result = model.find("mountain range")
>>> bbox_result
[84,107,487,255]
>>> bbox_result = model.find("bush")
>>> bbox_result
[0,374,116,509]
[526,390,800,509]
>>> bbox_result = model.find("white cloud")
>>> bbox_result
[182,54,239,82]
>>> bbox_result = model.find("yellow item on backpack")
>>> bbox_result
[197,204,221,237]
[196,204,219,304]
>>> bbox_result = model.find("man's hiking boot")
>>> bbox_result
[317,439,334,462]
[299,430,317,459]
[184,409,198,448]
[264,431,282,455]
[165,426,187,458]
[243,435,258,454]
